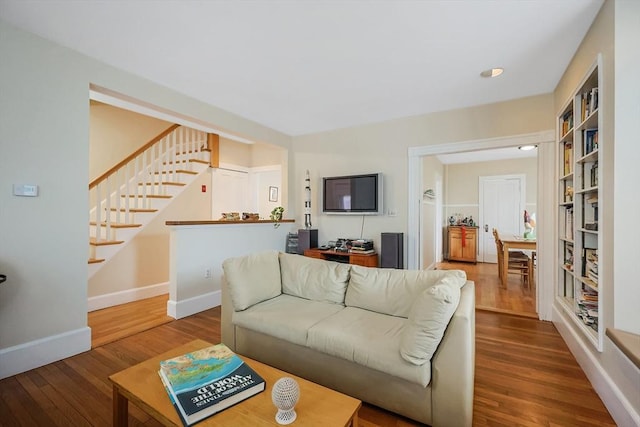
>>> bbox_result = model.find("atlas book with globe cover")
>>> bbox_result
[158,343,265,426]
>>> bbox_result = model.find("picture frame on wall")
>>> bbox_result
[269,186,278,202]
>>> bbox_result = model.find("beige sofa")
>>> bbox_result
[221,251,475,426]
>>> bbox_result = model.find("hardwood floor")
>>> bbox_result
[0,297,615,426]
[437,260,537,318]
[88,294,172,348]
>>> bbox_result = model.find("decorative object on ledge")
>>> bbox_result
[219,212,240,221]
[271,206,284,228]
[242,212,260,220]
[304,170,312,229]
[423,189,435,200]
[272,377,300,425]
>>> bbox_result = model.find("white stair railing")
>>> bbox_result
[88,125,208,257]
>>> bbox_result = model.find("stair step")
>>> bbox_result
[138,182,185,186]
[178,148,210,155]
[89,221,142,229]
[88,258,105,264]
[162,159,209,166]
[121,194,172,199]
[109,208,158,213]
[154,169,198,175]
[89,237,124,246]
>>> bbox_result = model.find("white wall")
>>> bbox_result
[0,19,290,378]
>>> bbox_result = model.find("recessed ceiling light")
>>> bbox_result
[518,145,537,151]
[480,68,504,78]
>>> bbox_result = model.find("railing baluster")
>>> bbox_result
[114,168,121,225]
[105,176,111,241]
[95,184,101,243]
[124,163,130,223]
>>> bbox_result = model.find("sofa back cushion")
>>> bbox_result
[345,265,466,317]
[279,252,350,304]
[400,279,462,365]
[222,250,282,311]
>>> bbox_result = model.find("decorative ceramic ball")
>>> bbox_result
[271,377,300,425]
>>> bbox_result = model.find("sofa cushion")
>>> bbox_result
[279,252,350,304]
[222,250,282,311]
[400,279,462,365]
[307,307,431,387]
[345,266,466,317]
[233,294,345,347]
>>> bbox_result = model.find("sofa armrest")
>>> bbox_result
[431,280,475,427]
[221,276,237,351]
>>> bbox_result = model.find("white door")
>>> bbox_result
[478,175,525,263]
[211,168,249,217]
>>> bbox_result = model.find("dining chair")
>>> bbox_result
[492,228,532,287]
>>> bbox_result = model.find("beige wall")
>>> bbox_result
[0,19,290,362]
[291,94,553,250]
[89,101,173,181]
[552,1,639,424]
[444,157,538,222]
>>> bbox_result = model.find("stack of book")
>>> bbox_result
[577,289,599,331]
[158,343,265,426]
[350,239,374,254]
[583,248,598,285]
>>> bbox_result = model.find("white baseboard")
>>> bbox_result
[553,305,640,426]
[168,290,221,319]
[0,327,91,379]
[87,282,169,312]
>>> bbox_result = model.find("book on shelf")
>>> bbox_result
[582,248,598,285]
[559,111,573,137]
[563,142,573,175]
[590,162,598,187]
[565,208,574,240]
[583,129,598,155]
[581,87,599,121]
[158,343,265,426]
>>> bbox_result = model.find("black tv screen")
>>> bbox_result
[322,173,383,215]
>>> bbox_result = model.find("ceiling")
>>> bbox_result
[0,0,603,137]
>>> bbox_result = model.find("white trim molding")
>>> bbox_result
[87,282,170,312]
[554,306,640,426]
[0,327,91,379]
[167,290,221,320]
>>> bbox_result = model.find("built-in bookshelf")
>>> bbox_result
[556,56,602,351]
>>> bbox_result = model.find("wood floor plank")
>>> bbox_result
[0,273,616,426]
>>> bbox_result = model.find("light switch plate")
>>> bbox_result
[13,184,39,197]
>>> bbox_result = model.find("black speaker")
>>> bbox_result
[297,229,318,255]
[381,232,403,269]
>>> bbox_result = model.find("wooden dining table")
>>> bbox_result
[500,235,537,287]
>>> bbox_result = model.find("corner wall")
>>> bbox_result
[0,19,290,378]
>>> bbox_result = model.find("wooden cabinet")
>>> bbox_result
[447,226,477,263]
[303,248,378,267]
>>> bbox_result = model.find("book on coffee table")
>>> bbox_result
[158,343,265,426]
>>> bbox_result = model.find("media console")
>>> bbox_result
[303,248,378,267]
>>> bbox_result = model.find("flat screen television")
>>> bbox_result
[322,173,383,215]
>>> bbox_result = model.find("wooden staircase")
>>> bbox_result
[88,125,214,276]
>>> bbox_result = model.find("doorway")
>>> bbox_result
[478,174,526,263]
[408,131,555,320]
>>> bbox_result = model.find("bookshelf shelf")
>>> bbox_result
[556,56,603,352]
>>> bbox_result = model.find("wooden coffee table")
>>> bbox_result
[109,339,361,426]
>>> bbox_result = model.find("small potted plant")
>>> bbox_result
[270,206,284,227]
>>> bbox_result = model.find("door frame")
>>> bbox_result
[407,130,555,320]
[478,174,526,263]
